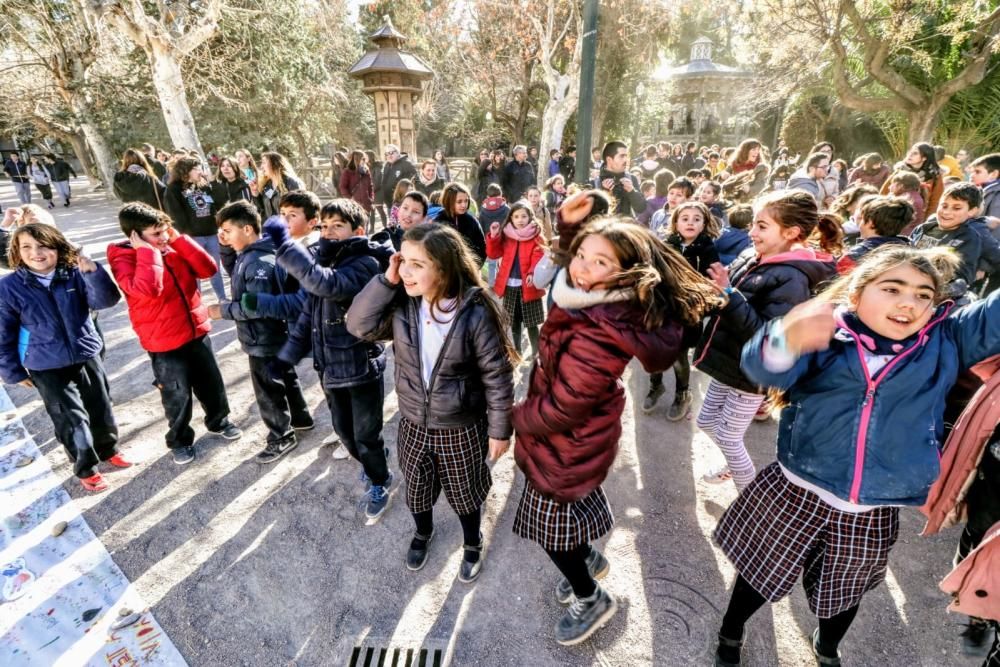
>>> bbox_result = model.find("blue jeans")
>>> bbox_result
[486,259,498,287]
[12,181,31,204]
[192,234,227,301]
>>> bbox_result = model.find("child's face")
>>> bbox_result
[220,161,236,181]
[397,197,425,230]
[666,187,687,210]
[280,206,315,239]
[399,240,441,298]
[750,208,800,259]
[454,193,470,215]
[970,165,999,187]
[319,215,359,241]
[851,264,936,340]
[936,196,975,231]
[674,209,706,242]
[217,221,256,252]
[570,234,622,292]
[526,189,541,207]
[510,208,531,229]
[887,182,904,196]
[16,234,58,274]
[141,224,171,252]
[697,186,717,205]
[692,175,705,186]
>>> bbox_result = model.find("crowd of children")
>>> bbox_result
[3,139,1000,662]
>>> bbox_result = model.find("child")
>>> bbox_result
[649,177,695,238]
[388,178,414,228]
[836,196,913,274]
[713,246,1000,667]
[715,204,753,266]
[693,190,838,488]
[379,191,428,251]
[829,184,878,243]
[107,203,242,465]
[886,171,926,234]
[478,183,510,285]
[211,201,312,464]
[644,202,721,419]
[511,218,722,645]
[525,185,554,241]
[697,180,728,226]
[266,200,395,519]
[911,182,987,295]
[486,201,547,359]
[0,224,125,492]
[636,169,675,227]
[347,224,514,580]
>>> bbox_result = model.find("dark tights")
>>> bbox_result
[718,575,859,662]
[545,543,596,599]
[511,316,539,356]
[649,346,691,392]
[411,508,483,562]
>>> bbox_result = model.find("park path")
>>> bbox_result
[0,179,981,666]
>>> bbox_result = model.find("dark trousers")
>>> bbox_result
[324,377,388,486]
[30,357,118,478]
[248,355,309,443]
[650,346,691,391]
[149,336,229,449]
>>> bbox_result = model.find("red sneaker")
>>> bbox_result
[80,473,108,492]
[105,454,133,469]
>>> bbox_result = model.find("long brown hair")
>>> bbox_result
[756,189,840,253]
[820,245,959,307]
[402,224,518,362]
[8,223,78,270]
[121,148,157,180]
[260,151,297,195]
[667,201,721,239]
[567,218,724,328]
[733,139,764,167]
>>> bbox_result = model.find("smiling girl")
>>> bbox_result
[0,224,125,492]
[712,246,1000,666]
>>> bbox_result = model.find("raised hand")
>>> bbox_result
[707,262,730,289]
[781,299,837,355]
[385,252,403,285]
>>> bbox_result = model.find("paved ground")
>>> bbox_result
[1,179,983,666]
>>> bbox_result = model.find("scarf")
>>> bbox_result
[503,222,540,242]
[551,268,635,310]
[838,308,921,355]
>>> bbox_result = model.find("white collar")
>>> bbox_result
[551,268,634,310]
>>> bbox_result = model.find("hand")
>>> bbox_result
[620,178,634,192]
[262,215,291,247]
[207,304,223,320]
[165,225,179,242]
[241,292,258,313]
[249,180,259,197]
[385,252,403,285]
[525,274,534,288]
[707,262,730,289]
[129,230,154,251]
[489,222,501,237]
[77,254,97,273]
[266,358,293,383]
[18,378,33,389]
[601,178,615,190]
[781,299,837,354]
[488,437,510,462]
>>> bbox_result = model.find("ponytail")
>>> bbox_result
[813,213,844,255]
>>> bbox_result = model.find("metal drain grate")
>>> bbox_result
[348,640,447,667]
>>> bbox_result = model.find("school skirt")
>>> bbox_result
[714,463,899,618]
[503,286,545,328]
[513,478,614,552]
[396,417,491,516]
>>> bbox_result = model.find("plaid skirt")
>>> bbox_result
[513,478,614,552]
[397,417,491,515]
[503,286,545,328]
[714,463,899,618]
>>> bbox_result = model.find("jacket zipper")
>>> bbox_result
[418,295,474,428]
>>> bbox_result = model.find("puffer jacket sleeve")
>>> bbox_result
[740,320,815,390]
[170,234,218,279]
[470,302,514,439]
[485,231,504,259]
[0,285,28,384]
[278,297,313,365]
[110,246,165,298]
[722,270,810,340]
[80,263,121,310]
[513,327,630,436]
[254,288,307,321]
[222,257,271,322]
[948,288,1000,371]
[279,243,379,301]
[345,274,402,342]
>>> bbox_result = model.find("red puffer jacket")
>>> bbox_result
[513,288,682,502]
[485,231,546,302]
[106,235,217,353]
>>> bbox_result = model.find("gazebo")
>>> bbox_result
[659,37,752,146]
[348,18,433,159]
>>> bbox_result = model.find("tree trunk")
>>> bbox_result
[149,41,204,155]
[78,121,117,195]
[538,94,575,185]
[67,131,99,187]
[907,102,946,146]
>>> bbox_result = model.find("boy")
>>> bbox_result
[649,177,695,239]
[107,203,242,465]
[970,153,1000,223]
[911,183,988,295]
[264,200,396,520]
[715,203,753,266]
[478,184,509,285]
[886,171,926,234]
[376,190,429,251]
[210,201,312,464]
[836,196,913,274]
[279,190,321,248]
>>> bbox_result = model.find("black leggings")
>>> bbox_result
[720,574,859,656]
[649,346,691,392]
[545,543,596,598]
[511,312,539,356]
[412,508,482,548]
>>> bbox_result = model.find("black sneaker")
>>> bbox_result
[642,384,665,413]
[961,618,991,656]
[172,446,195,465]
[208,421,243,440]
[457,534,486,583]
[667,390,692,421]
[554,584,618,646]
[291,416,315,431]
[255,435,298,464]
[811,628,842,666]
[555,548,610,604]
[406,529,435,571]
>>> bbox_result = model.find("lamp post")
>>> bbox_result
[574,0,599,185]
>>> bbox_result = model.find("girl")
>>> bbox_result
[433,149,451,182]
[729,139,769,197]
[113,148,165,210]
[693,190,838,488]
[525,185,554,241]
[163,156,226,301]
[253,151,302,219]
[645,202,721,420]
[882,142,944,215]
[829,184,878,243]
[0,224,126,492]
[388,178,413,228]
[211,156,252,206]
[712,246,1000,667]
[346,224,515,583]
[432,182,486,266]
[544,174,567,220]
[339,150,374,216]
[512,218,722,646]
[29,158,55,209]
[485,201,547,358]
[234,149,258,184]
[886,170,927,234]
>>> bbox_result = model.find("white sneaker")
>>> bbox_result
[703,466,733,484]
[321,432,340,446]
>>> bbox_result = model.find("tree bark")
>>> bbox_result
[149,41,204,155]
[79,121,117,195]
[67,131,99,187]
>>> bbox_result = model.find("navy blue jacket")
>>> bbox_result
[715,228,752,266]
[277,235,394,388]
[911,219,982,288]
[741,290,1000,506]
[222,238,292,357]
[0,264,120,383]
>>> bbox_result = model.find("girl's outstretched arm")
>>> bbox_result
[948,288,1000,370]
[741,299,835,390]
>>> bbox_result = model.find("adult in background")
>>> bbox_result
[477,149,505,205]
[787,152,831,208]
[380,144,417,209]
[527,146,540,171]
[415,159,445,197]
[113,148,165,210]
[46,154,77,207]
[558,146,576,183]
[594,141,646,218]
[433,149,451,182]
[253,152,302,219]
[366,149,386,231]
[340,150,375,226]
[141,143,168,180]
[235,149,258,184]
[163,156,226,300]
[881,142,945,215]
[4,153,31,204]
[29,157,55,209]
[729,139,770,198]
[809,141,841,205]
[211,156,253,277]
[503,145,536,203]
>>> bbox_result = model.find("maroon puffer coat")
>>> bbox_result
[513,300,682,502]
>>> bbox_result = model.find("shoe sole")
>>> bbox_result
[256,441,298,464]
[292,424,315,431]
[406,532,435,571]
[555,594,619,646]
[173,452,195,465]
[666,406,691,422]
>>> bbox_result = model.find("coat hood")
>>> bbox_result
[482,196,506,212]
[757,246,837,285]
